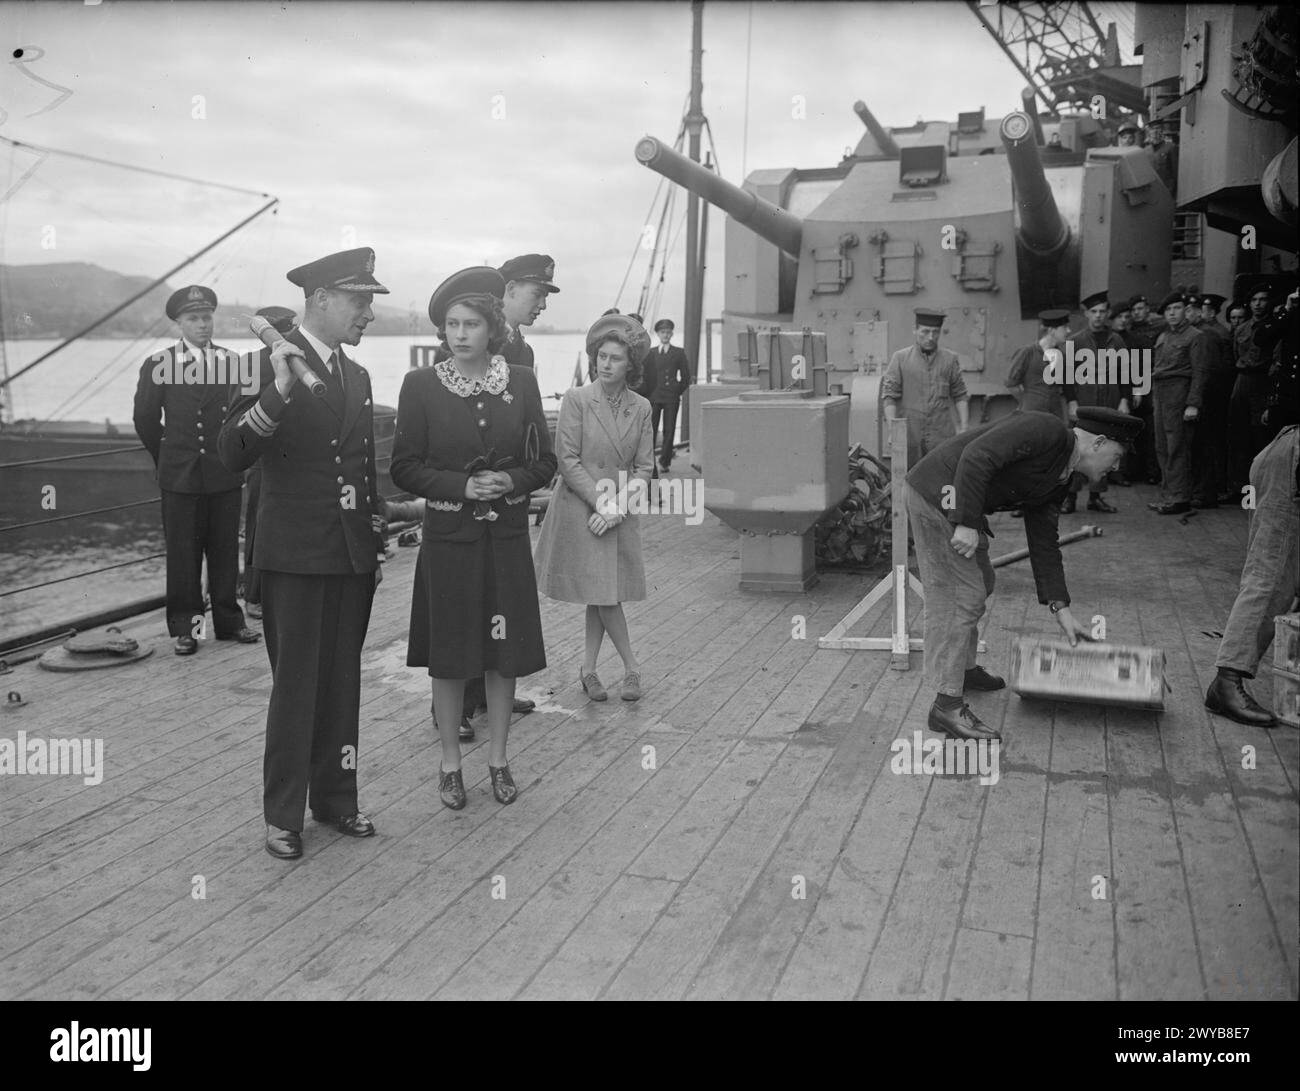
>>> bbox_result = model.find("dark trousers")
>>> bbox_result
[1127,397,1160,482]
[244,467,262,605]
[654,399,680,467]
[1152,378,1194,503]
[160,487,244,638]
[261,570,376,830]
[1228,371,1271,488]
[1192,371,1234,502]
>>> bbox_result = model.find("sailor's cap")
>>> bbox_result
[498,254,560,293]
[1076,406,1143,444]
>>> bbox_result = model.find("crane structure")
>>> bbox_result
[966,1,1146,117]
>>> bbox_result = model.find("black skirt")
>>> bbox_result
[406,533,547,679]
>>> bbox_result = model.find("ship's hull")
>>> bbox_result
[0,409,399,540]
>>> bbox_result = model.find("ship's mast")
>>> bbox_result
[682,0,705,439]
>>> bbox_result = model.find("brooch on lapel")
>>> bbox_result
[502,391,514,404]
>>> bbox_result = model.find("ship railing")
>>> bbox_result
[0,441,403,655]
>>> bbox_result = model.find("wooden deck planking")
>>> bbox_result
[0,479,1296,1000]
[770,665,930,1000]
[680,657,889,1000]
[197,529,768,1001]
[1145,561,1297,1001]
[1099,589,1204,1000]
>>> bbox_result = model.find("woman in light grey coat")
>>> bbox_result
[534,315,654,701]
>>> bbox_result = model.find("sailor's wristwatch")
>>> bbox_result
[1048,601,1067,614]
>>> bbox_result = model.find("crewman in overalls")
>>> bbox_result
[881,308,969,469]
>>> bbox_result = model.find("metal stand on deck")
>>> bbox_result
[819,418,985,669]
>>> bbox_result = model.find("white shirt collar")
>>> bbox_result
[298,325,337,372]
[181,337,208,359]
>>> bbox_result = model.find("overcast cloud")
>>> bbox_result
[2,0,1046,329]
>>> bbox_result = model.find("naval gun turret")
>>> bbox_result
[636,99,1175,456]
[634,136,803,256]
[1001,112,1070,259]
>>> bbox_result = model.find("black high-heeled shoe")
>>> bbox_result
[488,764,517,805]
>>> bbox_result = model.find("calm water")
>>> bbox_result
[1,333,600,424]
[0,332,721,641]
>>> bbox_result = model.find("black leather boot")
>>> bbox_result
[1205,669,1276,727]
[928,699,1001,741]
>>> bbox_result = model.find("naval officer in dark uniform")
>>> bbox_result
[647,318,691,471]
[1061,289,1129,513]
[241,305,299,621]
[219,248,388,861]
[497,253,560,370]
[133,285,259,655]
[904,407,1141,740]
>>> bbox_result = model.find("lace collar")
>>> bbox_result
[435,355,510,398]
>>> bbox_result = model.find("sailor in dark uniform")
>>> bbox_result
[496,253,560,370]
[648,318,691,471]
[1149,291,1213,515]
[1005,309,1070,417]
[1126,295,1163,484]
[241,306,299,621]
[1192,293,1235,507]
[1061,289,1129,513]
[904,407,1141,741]
[219,248,388,861]
[133,285,259,655]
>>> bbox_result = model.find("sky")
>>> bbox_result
[0,0,1117,332]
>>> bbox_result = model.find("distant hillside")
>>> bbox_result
[0,262,427,339]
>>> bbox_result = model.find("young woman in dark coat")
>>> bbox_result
[390,267,556,810]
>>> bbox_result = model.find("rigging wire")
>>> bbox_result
[648,207,689,322]
[47,227,261,422]
[618,116,687,311]
[637,174,679,318]
[703,118,723,178]
[741,0,753,178]
[614,173,669,311]
[632,122,688,316]
[1,195,278,390]
[0,134,273,199]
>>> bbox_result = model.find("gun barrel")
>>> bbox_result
[635,135,803,257]
[853,100,900,157]
[1019,88,1045,146]
[1000,111,1070,258]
